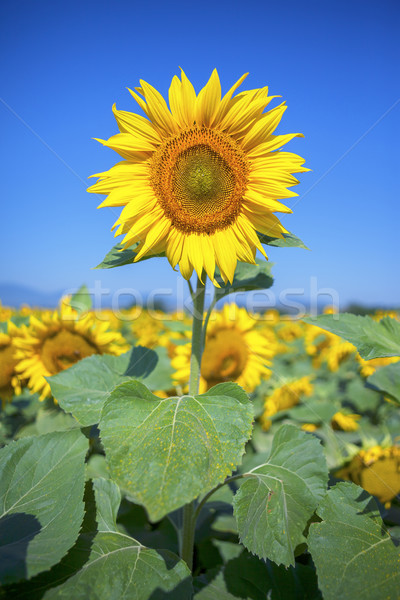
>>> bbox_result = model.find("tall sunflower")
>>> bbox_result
[14,304,129,400]
[88,69,308,283]
[172,304,275,393]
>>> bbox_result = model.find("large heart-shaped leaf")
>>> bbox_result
[43,533,192,599]
[308,482,400,600]
[233,425,328,566]
[303,314,400,359]
[99,381,253,522]
[47,346,161,426]
[0,429,88,584]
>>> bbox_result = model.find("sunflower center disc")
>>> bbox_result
[173,146,235,217]
[201,329,249,388]
[41,329,99,374]
[151,127,249,234]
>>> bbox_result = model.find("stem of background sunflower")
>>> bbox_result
[180,274,206,572]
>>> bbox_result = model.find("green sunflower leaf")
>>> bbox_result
[47,346,161,426]
[194,553,321,599]
[194,570,237,599]
[69,284,92,314]
[258,231,310,250]
[42,532,192,599]
[303,313,400,359]
[99,380,253,522]
[95,242,165,269]
[308,482,400,600]
[92,478,121,532]
[0,429,88,585]
[2,477,191,598]
[232,425,328,566]
[215,260,273,300]
[367,361,400,405]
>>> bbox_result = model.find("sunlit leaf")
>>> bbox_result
[258,231,309,250]
[99,381,253,522]
[215,260,273,301]
[368,362,400,405]
[47,346,160,426]
[303,314,400,359]
[0,430,88,584]
[308,482,400,600]
[44,532,192,599]
[233,425,328,566]
[95,242,165,269]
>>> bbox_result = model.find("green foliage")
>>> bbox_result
[215,260,273,300]
[233,425,328,566]
[47,346,170,426]
[4,478,191,599]
[368,362,400,405]
[258,231,310,250]
[0,429,88,584]
[3,292,400,597]
[92,478,121,532]
[308,482,400,600]
[69,284,92,313]
[303,313,400,359]
[44,533,192,599]
[195,552,321,599]
[99,381,253,521]
[95,242,165,269]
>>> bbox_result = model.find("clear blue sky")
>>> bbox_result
[1,0,399,309]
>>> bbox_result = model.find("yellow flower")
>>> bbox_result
[0,322,24,404]
[0,302,13,322]
[357,354,400,378]
[372,310,399,322]
[331,411,361,432]
[88,69,308,283]
[172,305,274,393]
[130,309,190,355]
[301,423,319,432]
[304,323,356,371]
[261,375,314,430]
[336,445,400,507]
[14,304,129,400]
[276,320,305,342]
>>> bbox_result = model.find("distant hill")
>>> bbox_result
[0,283,65,308]
[1,282,397,315]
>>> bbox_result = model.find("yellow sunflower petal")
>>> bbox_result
[195,68,221,127]
[90,70,307,283]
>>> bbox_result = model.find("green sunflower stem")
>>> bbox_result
[180,274,206,571]
[188,275,206,397]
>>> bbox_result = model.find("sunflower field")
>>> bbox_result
[1,70,400,599]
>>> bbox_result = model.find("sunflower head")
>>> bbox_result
[172,304,275,393]
[331,411,361,432]
[336,445,400,507]
[0,322,23,403]
[14,305,129,400]
[261,375,314,430]
[89,69,308,283]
